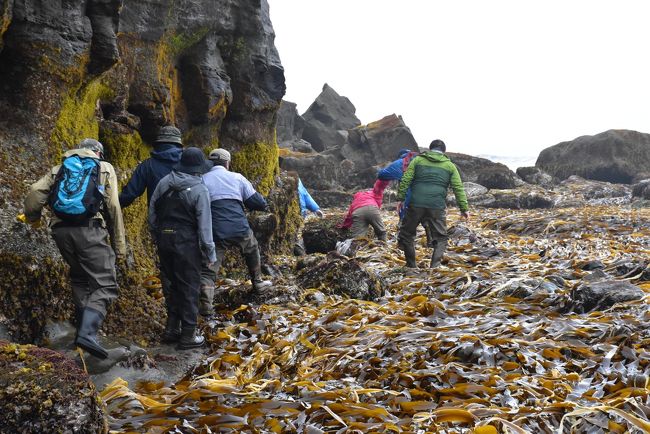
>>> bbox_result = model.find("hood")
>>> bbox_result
[421,150,450,163]
[167,170,204,190]
[63,148,100,160]
[151,144,183,163]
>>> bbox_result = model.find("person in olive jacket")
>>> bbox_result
[397,139,469,269]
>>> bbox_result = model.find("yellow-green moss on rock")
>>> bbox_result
[231,141,279,196]
[50,80,114,158]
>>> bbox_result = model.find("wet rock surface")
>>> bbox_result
[567,280,644,313]
[302,213,347,254]
[0,340,106,433]
[447,152,520,189]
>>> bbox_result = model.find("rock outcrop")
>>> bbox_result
[536,129,650,184]
[0,341,106,432]
[301,84,361,151]
[447,153,520,189]
[516,166,556,188]
[0,0,300,344]
[632,179,650,200]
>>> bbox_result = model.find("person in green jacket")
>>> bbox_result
[397,139,469,268]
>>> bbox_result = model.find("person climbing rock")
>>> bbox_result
[22,138,126,359]
[377,148,419,219]
[298,178,323,218]
[118,125,183,323]
[339,179,390,240]
[200,148,273,306]
[294,177,323,256]
[397,139,469,269]
[149,147,216,349]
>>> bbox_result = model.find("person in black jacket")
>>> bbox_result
[149,147,216,349]
[200,148,272,312]
[119,125,183,208]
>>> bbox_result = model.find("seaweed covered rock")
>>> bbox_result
[536,129,650,184]
[302,213,347,254]
[469,187,555,209]
[567,280,644,313]
[0,340,106,433]
[297,253,385,300]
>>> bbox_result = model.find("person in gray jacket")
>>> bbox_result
[148,147,216,349]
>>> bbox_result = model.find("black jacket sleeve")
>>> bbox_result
[243,192,268,211]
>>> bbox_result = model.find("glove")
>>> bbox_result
[17,213,42,229]
[315,210,324,218]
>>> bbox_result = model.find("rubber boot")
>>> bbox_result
[75,307,108,359]
[161,314,182,343]
[199,284,215,318]
[430,240,446,268]
[177,327,205,350]
[244,250,272,292]
[399,240,417,268]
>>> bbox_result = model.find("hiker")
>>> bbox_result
[377,148,419,219]
[119,125,183,208]
[298,178,323,218]
[293,177,323,256]
[148,147,216,349]
[118,125,183,316]
[397,139,469,268]
[339,179,390,240]
[200,148,273,309]
[22,138,126,359]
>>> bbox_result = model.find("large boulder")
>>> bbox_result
[536,129,650,184]
[302,213,348,254]
[301,84,361,151]
[447,153,520,189]
[0,340,106,433]
[341,114,418,168]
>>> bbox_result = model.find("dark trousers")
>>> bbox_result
[350,206,386,240]
[200,229,261,288]
[158,228,202,329]
[51,223,118,316]
[397,206,448,250]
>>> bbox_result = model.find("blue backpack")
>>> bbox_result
[48,155,105,224]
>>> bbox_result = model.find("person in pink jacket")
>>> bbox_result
[339,179,390,240]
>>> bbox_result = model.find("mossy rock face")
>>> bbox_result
[0,340,107,433]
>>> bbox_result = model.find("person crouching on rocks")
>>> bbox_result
[148,147,216,349]
[199,148,273,308]
[338,179,390,240]
[22,138,126,359]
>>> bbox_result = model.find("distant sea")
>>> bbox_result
[477,154,537,171]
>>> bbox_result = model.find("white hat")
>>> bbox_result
[208,148,231,162]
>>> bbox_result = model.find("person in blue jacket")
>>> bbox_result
[298,178,323,218]
[377,148,419,219]
[119,125,183,208]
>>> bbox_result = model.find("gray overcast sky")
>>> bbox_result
[268,0,650,159]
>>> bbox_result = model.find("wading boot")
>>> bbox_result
[245,251,273,293]
[402,244,417,268]
[161,314,182,343]
[75,307,108,359]
[177,328,205,350]
[430,241,446,268]
[199,284,215,318]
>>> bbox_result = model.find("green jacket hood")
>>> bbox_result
[420,151,451,163]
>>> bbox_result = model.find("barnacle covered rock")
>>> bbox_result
[0,340,106,433]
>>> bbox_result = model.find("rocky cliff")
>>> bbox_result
[0,0,300,343]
